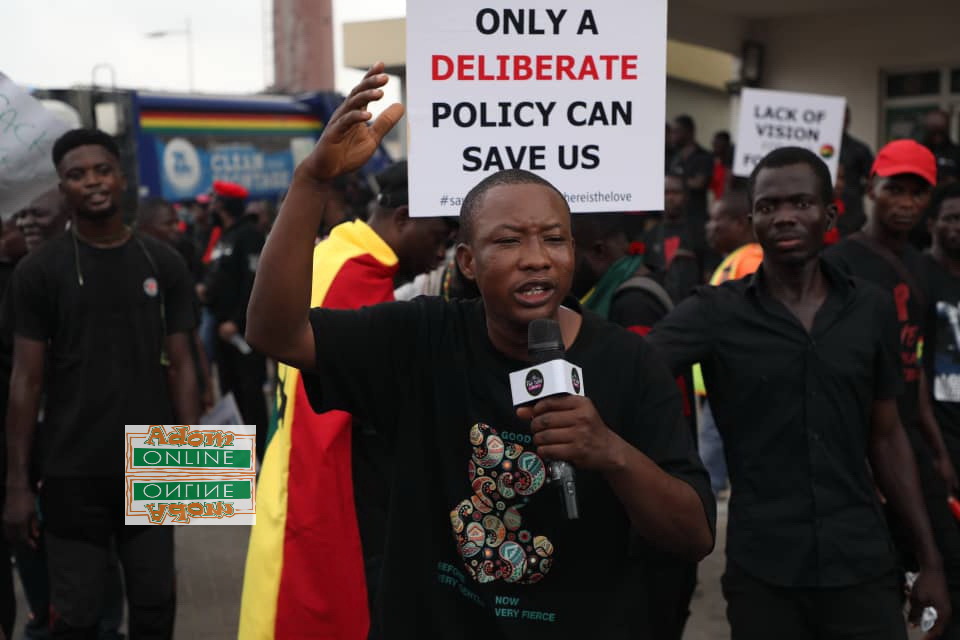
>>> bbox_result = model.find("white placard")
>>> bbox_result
[509,358,584,406]
[733,88,846,183]
[199,391,243,425]
[0,73,70,220]
[406,2,667,216]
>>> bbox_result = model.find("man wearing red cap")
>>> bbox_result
[203,180,269,455]
[827,139,960,636]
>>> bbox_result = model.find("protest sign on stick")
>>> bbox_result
[406,2,667,216]
[0,73,71,220]
[733,88,846,183]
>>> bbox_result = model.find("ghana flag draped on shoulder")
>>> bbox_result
[240,220,398,639]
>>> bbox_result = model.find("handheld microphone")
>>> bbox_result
[525,318,579,520]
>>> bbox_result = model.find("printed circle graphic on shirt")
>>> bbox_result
[470,493,493,514]
[162,137,202,193]
[483,515,506,546]
[497,472,516,499]
[499,542,528,582]
[450,423,554,585]
[514,452,546,495]
[450,504,467,534]
[465,522,485,553]
[525,369,544,396]
[533,535,554,558]
[571,367,581,394]
[143,277,159,298]
[503,506,522,531]
[477,436,504,468]
[472,476,497,503]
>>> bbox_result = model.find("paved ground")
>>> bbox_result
[11,526,251,640]
[11,514,733,640]
[684,500,730,640]
[172,526,249,638]
[8,501,918,639]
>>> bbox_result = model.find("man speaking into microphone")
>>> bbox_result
[245,64,714,639]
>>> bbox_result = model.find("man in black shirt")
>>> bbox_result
[926,183,960,463]
[825,140,951,470]
[643,170,705,304]
[572,213,696,640]
[3,129,198,639]
[838,107,874,236]
[924,110,960,185]
[650,146,949,639]
[826,141,960,636]
[245,64,715,639]
[203,180,268,454]
[0,199,31,639]
[572,214,671,334]
[923,183,960,640]
[668,114,714,233]
[138,197,215,413]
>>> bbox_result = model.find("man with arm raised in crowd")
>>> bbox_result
[239,159,455,639]
[243,64,714,639]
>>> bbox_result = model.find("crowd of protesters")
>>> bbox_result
[0,63,959,640]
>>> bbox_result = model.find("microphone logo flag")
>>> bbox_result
[525,369,545,396]
[510,359,585,406]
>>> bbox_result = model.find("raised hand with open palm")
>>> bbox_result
[298,62,405,182]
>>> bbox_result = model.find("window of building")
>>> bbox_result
[881,67,960,144]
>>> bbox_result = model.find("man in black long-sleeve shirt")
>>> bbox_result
[649,146,949,639]
[203,180,268,453]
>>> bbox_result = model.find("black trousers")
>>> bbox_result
[42,478,175,640]
[215,340,268,457]
[644,559,697,640]
[722,563,906,640]
[0,484,14,640]
[889,432,960,640]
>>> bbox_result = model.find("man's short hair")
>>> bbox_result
[746,146,833,209]
[218,196,246,219]
[52,128,120,168]
[715,188,751,221]
[375,160,408,209]
[459,169,569,242]
[674,114,695,134]
[929,182,960,219]
[137,197,174,228]
[571,213,627,247]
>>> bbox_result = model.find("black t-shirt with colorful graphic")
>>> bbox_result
[826,238,926,429]
[10,232,197,478]
[922,253,960,456]
[303,297,713,639]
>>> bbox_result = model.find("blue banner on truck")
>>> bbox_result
[155,136,302,200]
